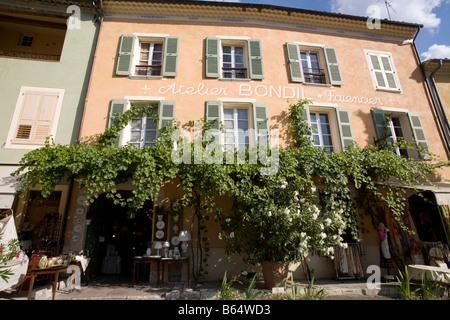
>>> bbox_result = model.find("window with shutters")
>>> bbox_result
[205,101,270,149]
[371,109,428,159]
[286,43,343,86]
[6,86,64,149]
[205,37,264,80]
[307,107,352,153]
[116,34,179,78]
[365,50,401,92]
[108,99,176,148]
[223,106,251,151]
[129,103,159,148]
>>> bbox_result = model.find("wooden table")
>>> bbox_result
[27,265,69,300]
[132,256,190,286]
[132,256,161,286]
[160,257,190,284]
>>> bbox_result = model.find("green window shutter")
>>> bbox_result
[248,39,264,80]
[108,99,128,146]
[205,38,220,78]
[205,101,222,129]
[116,35,135,76]
[371,109,394,148]
[252,102,269,145]
[335,107,354,149]
[158,100,176,130]
[205,101,222,142]
[324,47,343,85]
[162,37,179,77]
[286,43,304,83]
[408,112,430,159]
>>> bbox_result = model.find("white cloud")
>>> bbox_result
[421,44,450,60]
[330,0,443,33]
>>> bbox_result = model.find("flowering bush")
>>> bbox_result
[0,235,22,282]
[217,145,355,264]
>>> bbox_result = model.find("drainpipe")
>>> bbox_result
[413,25,450,158]
[422,58,450,157]
[76,0,104,143]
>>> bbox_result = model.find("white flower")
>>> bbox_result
[324,218,332,226]
[312,213,318,220]
[319,232,327,239]
[320,224,324,230]
[288,217,293,222]
[241,270,248,276]
[218,233,222,240]
[268,211,272,217]
[230,232,235,238]
[300,198,306,203]
[280,181,288,189]
[340,242,348,249]
[225,218,231,223]
[327,247,334,255]
[284,208,290,215]
[300,232,307,238]
[294,191,299,197]
[311,186,316,193]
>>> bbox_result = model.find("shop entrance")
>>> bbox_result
[85,193,153,280]
[409,192,448,245]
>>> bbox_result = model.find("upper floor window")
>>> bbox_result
[371,109,429,159]
[107,99,176,147]
[205,100,269,148]
[6,86,64,149]
[223,107,250,151]
[310,112,334,152]
[116,34,179,78]
[286,43,343,86]
[136,42,163,77]
[222,45,246,79]
[365,50,401,92]
[205,37,264,80]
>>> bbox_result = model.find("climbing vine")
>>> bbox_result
[12,100,449,281]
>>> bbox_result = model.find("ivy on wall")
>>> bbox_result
[12,100,449,280]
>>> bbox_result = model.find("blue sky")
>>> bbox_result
[204,0,450,61]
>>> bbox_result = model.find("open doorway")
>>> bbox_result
[408,192,448,245]
[84,193,153,280]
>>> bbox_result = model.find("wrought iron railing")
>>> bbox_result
[303,68,326,84]
[135,65,162,76]
[222,67,247,79]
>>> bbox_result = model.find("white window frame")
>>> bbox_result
[308,105,341,153]
[6,86,64,150]
[131,33,169,78]
[387,115,409,157]
[221,102,254,149]
[218,36,250,80]
[365,49,402,92]
[120,99,161,147]
[294,43,331,85]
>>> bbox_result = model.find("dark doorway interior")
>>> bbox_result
[408,192,448,245]
[85,193,153,280]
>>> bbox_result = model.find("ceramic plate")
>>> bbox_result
[171,236,180,246]
[156,220,165,229]
[155,230,164,239]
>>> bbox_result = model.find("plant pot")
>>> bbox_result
[261,261,290,290]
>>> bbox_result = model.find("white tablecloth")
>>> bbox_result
[408,264,450,283]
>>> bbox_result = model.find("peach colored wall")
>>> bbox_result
[78,19,450,279]
[82,20,447,173]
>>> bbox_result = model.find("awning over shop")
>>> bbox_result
[377,181,450,205]
[0,165,21,209]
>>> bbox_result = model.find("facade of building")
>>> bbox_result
[0,0,99,256]
[5,1,450,283]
